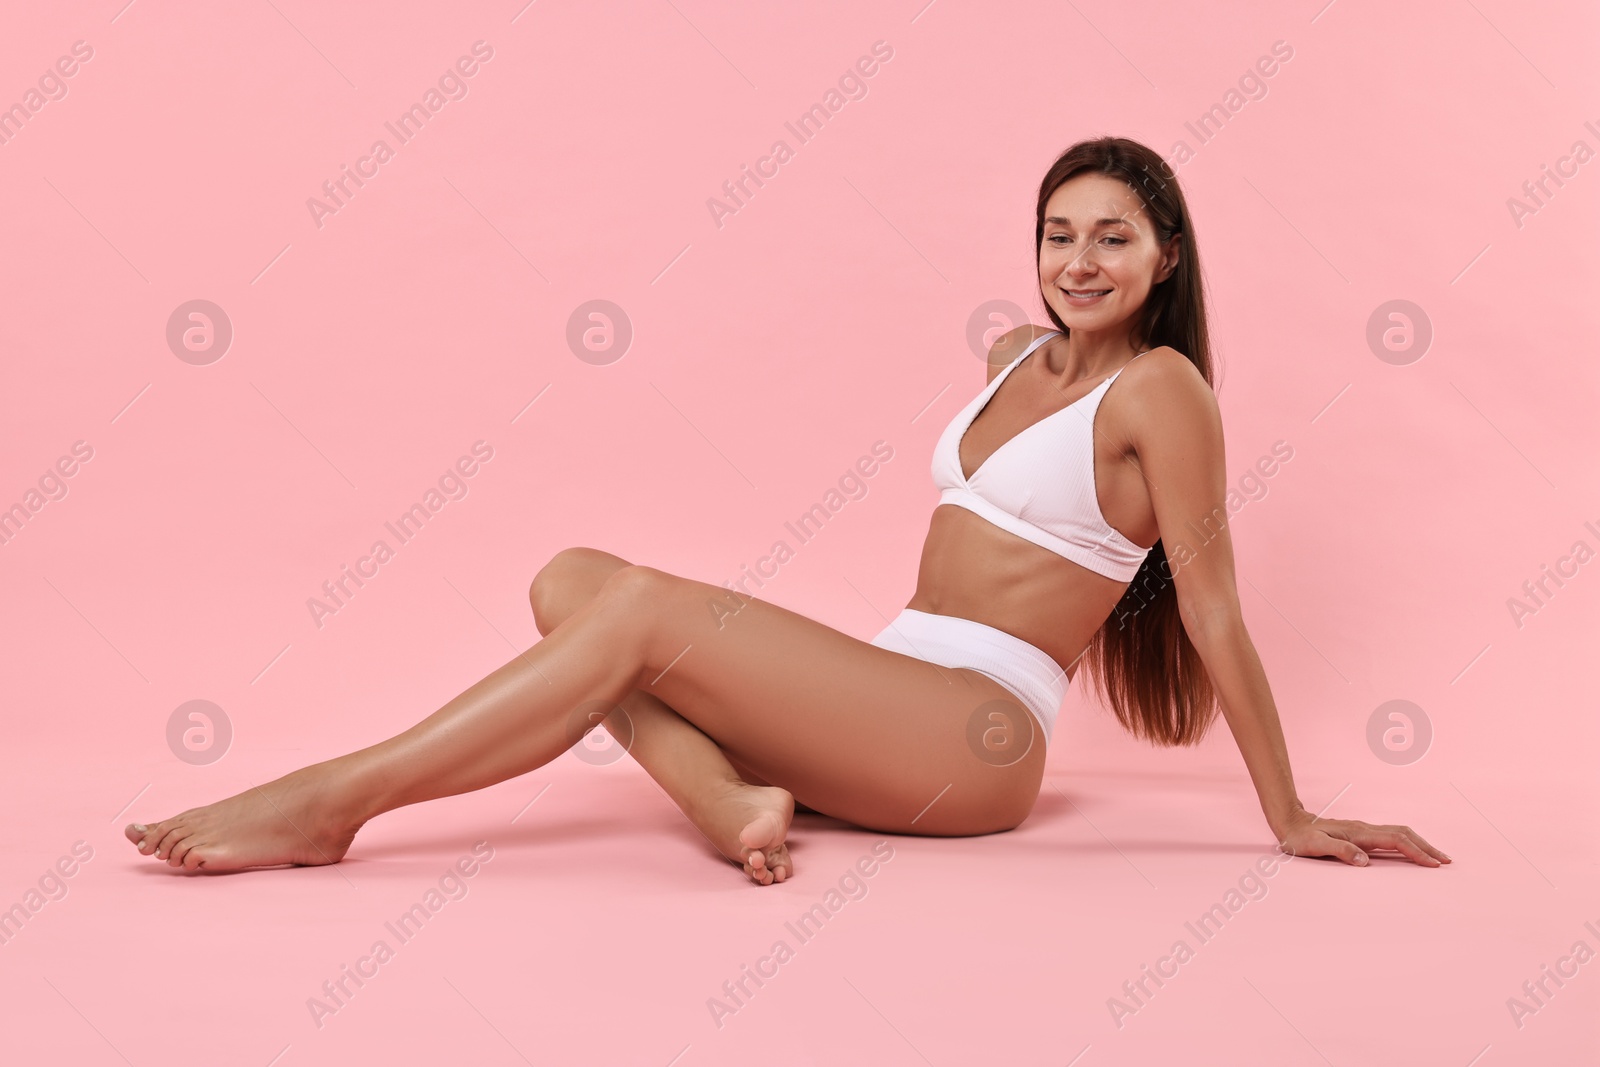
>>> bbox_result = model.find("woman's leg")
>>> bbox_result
[125,563,1044,874]
[530,548,795,884]
[532,549,815,794]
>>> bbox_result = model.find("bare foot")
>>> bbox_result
[699,781,795,886]
[124,766,363,872]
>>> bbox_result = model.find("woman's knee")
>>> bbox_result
[587,566,693,654]
[594,563,673,610]
[530,547,629,635]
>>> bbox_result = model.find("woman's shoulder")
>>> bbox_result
[983,324,1058,382]
[1129,345,1206,387]
[1137,344,1192,367]
[1119,346,1218,423]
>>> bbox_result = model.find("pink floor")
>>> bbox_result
[6,623,1597,1065]
[4,0,1598,1063]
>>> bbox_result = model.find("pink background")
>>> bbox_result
[2,1,1597,1063]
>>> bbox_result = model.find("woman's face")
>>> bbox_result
[1039,172,1177,341]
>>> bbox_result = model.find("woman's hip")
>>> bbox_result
[868,607,1067,752]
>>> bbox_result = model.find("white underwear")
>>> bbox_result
[868,607,1067,747]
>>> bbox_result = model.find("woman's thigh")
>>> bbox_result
[534,547,809,803]
[608,565,1046,836]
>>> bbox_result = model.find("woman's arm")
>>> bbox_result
[1126,351,1450,868]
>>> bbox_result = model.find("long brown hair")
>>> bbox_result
[1033,136,1220,746]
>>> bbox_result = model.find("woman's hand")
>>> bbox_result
[1275,809,1451,868]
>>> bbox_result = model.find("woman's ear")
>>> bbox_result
[1158,233,1182,284]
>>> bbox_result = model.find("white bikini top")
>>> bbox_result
[930,330,1151,581]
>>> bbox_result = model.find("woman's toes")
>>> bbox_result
[180,844,207,871]
[160,829,192,865]
[148,823,186,860]
[165,832,198,868]
[746,843,795,885]
[767,845,791,882]
[127,822,163,854]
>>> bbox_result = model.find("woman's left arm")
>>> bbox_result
[1128,352,1450,868]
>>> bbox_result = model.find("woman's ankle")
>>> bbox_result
[282,755,388,832]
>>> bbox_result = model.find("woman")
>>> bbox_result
[125,136,1449,885]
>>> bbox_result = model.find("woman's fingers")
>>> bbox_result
[1375,824,1452,863]
[1326,823,1449,867]
[1365,829,1440,867]
[1283,818,1452,868]
[1286,829,1367,866]
[1324,833,1368,866]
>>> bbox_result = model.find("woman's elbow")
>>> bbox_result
[1178,594,1242,644]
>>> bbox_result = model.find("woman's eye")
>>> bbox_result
[1048,234,1126,246]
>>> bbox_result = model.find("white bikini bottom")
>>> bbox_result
[868,607,1067,747]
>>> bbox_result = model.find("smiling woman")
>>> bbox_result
[124,135,1449,889]
[1048,162,1214,744]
